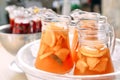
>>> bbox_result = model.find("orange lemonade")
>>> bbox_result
[74,41,114,75]
[35,23,73,74]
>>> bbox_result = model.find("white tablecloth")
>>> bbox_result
[0,44,27,80]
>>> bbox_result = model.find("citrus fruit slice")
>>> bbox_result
[39,51,54,60]
[55,48,69,62]
[93,58,108,73]
[43,30,56,47]
[80,46,99,57]
[77,51,86,60]
[53,45,61,51]
[55,36,63,46]
[38,43,48,55]
[86,57,100,70]
[76,60,88,73]
[80,46,106,57]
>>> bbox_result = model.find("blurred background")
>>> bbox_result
[0,0,120,38]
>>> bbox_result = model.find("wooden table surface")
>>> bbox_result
[0,43,27,80]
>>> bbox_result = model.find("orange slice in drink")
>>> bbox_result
[53,37,63,51]
[55,36,63,46]
[53,45,61,51]
[86,57,100,70]
[80,46,106,57]
[38,43,48,55]
[59,31,67,40]
[39,51,54,60]
[55,48,69,62]
[76,60,88,73]
[50,23,67,39]
[54,30,67,40]
[93,58,108,73]
[43,30,56,47]
[80,46,99,57]
[77,51,86,61]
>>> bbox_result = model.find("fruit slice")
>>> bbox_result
[76,60,88,73]
[77,51,86,61]
[55,36,63,46]
[53,45,61,51]
[93,58,108,73]
[60,30,67,39]
[38,43,48,55]
[80,46,106,57]
[39,51,54,60]
[43,30,56,47]
[54,30,67,40]
[86,57,100,70]
[99,48,107,56]
[55,48,69,62]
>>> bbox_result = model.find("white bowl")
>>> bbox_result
[15,39,120,80]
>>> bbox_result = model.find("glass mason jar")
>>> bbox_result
[70,11,100,62]
[13,10,33,34]
[31,14,42,33]
[69,10,115,78]
[73,18,115,77]
[35,15,74,74]
[28,7,44,33]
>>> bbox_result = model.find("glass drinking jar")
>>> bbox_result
[13,10,32,34]
[73,28,115,80]
[70,11,100,62]
[35,15,74,74]
[70,11,115,79]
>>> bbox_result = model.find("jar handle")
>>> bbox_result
[107,23,115,55]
